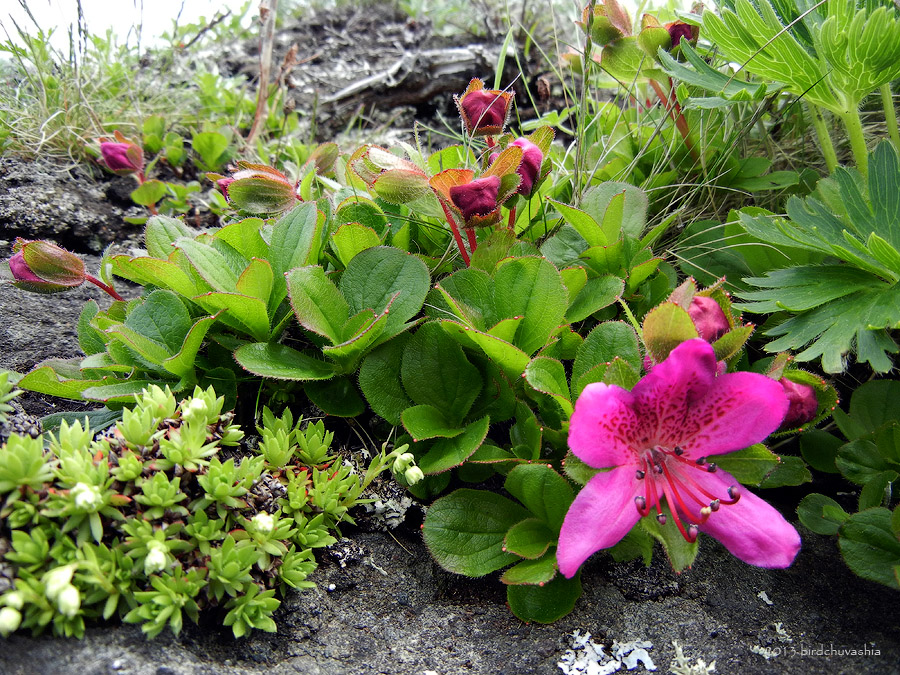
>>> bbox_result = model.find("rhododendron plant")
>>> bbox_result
[558,339,801,577]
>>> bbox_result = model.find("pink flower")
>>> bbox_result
[688,296,729,343]
[557,339,800,577]
[6,240,86,294]
[449,175,501,223]
[495,138,544,196]
[98,133,144,175]
[779,378,818,429]
[666,20,699,48]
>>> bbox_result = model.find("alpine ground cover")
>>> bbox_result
[1,0,899,650]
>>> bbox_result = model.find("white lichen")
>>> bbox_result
[756,590,774,606]
[669,641,716,675]
[558,631,657,674]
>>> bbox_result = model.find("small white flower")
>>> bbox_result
[392,452,415,473]
[0,607,22,636]
[252,512,275,534]
[56,585,81,618]
[71,482,102,511]
[43,565,75,601]
[143,542,168,575]
[404,466,425,486]
[182,397,210,423]
[2,591,24,610]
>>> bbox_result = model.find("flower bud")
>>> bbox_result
[71,482,103,512]
[449,175,501,224]
[456,79,513,136]
[509,138,544,196]
[44,566,75,602]
[0,607,22,637]
[688,296,729,343]
[665,20,699,48]
[404,466,425,486]
[144,541,168,575]
[215,177,234,197]
[56,584,81,618]
[6,240,86,294]
[98,132,143,175]
[2,591,24,611]
[252,511,275,535]
[779,378,818,429]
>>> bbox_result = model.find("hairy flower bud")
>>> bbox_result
[44,566,75,602]
[779,378,818,429]
[509,138,544,196]
[71,482,102,512]
[688,296,730,343]
[404,466,425,486]
[449,175,501,224]
[144,541,168,575]
[456,79,513,136]
[252,511,276,534]
[98,131,144,175]
[2,591,24,611]
[665,20,699,48]
[6,240,86,294]
[0,607,22,637]
[56,584,81,618]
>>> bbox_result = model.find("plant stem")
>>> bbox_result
[649,78,698,161]
[85,274,124,301]
[466,228,478,254]
[881,84,900,152]
[245,0,278,147]
[437,200,470,266]
[840,108,869,178]
[507,206,517,231]
[807,103,838,174]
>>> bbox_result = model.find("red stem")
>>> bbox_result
[466,228,477,253]
[437,199,470,266]
[85,274,125,301]
[649,79,698,161]
[507,206,517,231]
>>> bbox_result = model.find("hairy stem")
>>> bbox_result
[881,84,900,152]
[649,79,698,161]
[85,274,124,301]
[840,108,869,178]
[807,103,838,174]
[437,200,470,266]
[466,228,478,254]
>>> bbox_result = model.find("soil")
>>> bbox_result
[1,5,899,675]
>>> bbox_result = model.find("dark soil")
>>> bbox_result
[1,6,899,675]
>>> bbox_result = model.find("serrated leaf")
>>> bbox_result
[144,215,195,259]
[506,573,581,623]
[493,256,568,355]
[838,507,900,589]
[234,343,337,381]
[422,488,528,576]
[503,518,556,559]
[797,493,849,535]
[567,275,624,323]
[524,357,572,418]
[331,223,382,268]
[504,463,574,531]
[419,415,491,475]
[286,266,348,344]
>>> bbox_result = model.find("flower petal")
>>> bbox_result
[557,468,641,578]
[697,470,801,568]
[568,382,640,468]
[678,370,788,458]
[630,339,717,448]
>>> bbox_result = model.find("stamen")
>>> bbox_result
[634,495,649,516]
[657,513,667,525]
[709,499,720,512]
[673,446,684,456]
[635,470,646,480]
[695,457,707,465]
[686,524,699,542]
[706,463,718,473]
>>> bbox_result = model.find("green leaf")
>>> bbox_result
[469,228,517,273]
[503,518,556,559]
[837,439,899,485]
[524,357,572,418]
[797,493,849,535]
[547,199,606,247]
[286,266,349,344]
[304,377,366,417]
[192,131,230,170]
[849,380,900,433]
[235,258,274,305]
[336,195,388,234]
[402,404,464,441]
[493,256,568,355]
[419,415,491,475]
[641,502,699,573]
[77,300,106,356]
[505,573,581,623]
[269,203,326,291]
[759,455,812,488]
[838,508,900,589]
[130,180,168,207]
[422,488,529,576]
[331,223,382,268]
[440,320,531,381]
[714,444,780,486]
[567,275,624,323]
[582,182,648,240]
[641,302,699,363]
[145,215,195,259]
[214,218,269,261]
[504,463,574,531]
[110,255,209,297]
[234,343,338,381]
[162,313,221,378]
[192,292,270,342]
[800,430,843,474]
[358,336,411,426]
[500,553,558,585]
[176,238,240,293]
[572,321,641,398]
[340,246,430,342]
[401,322,481,425]
[859,471,897,511]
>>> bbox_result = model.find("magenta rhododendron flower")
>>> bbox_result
[98,132,144,175]
[7,240,86,294]
[558,339,800,577]
[688,295,729,343]
[508,138,544,196]
[779,378,818,429]
[449,175,501,222]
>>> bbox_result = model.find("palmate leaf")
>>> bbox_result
[737,142,900,372]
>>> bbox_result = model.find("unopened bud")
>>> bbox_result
[56,584,81,618]
[449,175,501,225]
[6,239,86,294]
[143,541,168,575]
[0,607,22,637]
[404,466,425,486]
[252,511,275,534]
[71,482,102,512]
[688,296,729,343]
[456,79,513,136]
[779,378,818,429]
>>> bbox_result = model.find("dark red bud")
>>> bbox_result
[99,141,143,174]
[666,21,698,48]
[688,296,729,343]
[510,138,544,196]
[458,89,511,136]
[7,240,86,294]
[449,175,501,222]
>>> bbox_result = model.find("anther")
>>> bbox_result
[656,513,667,525]
[673,446,684,456]
[727,485,740,500]
[686,524,699,542]
[709,499,720,512]
[706,463,718,473]
[695,457,707,466]
[635,496,647,512]
[635,470,646,480]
